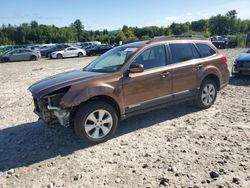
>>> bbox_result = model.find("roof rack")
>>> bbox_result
[147,35,207,44]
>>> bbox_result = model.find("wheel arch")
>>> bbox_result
[30,55,37,60]
[69,95,122,123]
[57,53,63,58]
[201,74,220,90]
[88,95,121,118]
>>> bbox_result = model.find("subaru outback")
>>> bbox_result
[29,36,229,144]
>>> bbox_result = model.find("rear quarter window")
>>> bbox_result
[169,43,199,64]
[196,43,216,58]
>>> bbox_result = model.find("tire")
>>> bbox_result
[3,57,9,62]
[57,54,63,59]
[195,79,218,109]
[46,53,51,58]
[30,55,37,61]
[78,52,83,57]
[74,101,118,144]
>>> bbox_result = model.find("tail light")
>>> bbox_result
[220,56,228,63]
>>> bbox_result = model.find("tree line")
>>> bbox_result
[0,10,249,46]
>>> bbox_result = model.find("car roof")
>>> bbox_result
[121,41,148,48]
[121,36,210,49]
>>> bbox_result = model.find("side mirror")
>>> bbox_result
[129,63,144,73]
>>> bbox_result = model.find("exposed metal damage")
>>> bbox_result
[33,91,71,127]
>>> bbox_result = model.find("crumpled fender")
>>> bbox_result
[60,83,122,109]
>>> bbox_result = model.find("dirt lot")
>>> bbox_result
[0,49,249,188]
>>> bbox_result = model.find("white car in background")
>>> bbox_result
[50,47,86,59]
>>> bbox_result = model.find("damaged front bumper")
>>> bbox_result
[232,62,250,75]
[33,93,71,127]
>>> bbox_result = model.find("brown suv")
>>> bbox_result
[29,36,229,143]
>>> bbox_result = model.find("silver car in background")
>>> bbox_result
[50,47,86,59]
[0,48,41,62]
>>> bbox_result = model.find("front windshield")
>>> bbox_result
[42,46,55,50]
[84,46,138,73]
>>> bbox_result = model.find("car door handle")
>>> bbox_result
[194,64,204,70]
[161,72,170,78]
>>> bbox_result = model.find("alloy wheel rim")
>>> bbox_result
[84,109,113,139]
[201,84,216,106]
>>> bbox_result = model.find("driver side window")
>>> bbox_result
[12,50,19,55]
[132,45,167,70]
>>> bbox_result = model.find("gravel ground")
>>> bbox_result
[0,49,249,188]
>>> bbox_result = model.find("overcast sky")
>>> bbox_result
[0,0,249,30]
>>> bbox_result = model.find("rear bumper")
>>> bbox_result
[220,81,228,90]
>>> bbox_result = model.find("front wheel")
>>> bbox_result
[195,79,217,109]
[57,54,63,59]
[3,57,9,62]
[78,52,83,57]
[74,101,118,144]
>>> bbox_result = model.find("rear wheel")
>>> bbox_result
[78,52,83,57]
[30,55,37,61]
[74,101,118,144]
[195,79,217,109]
[57,54,63,59]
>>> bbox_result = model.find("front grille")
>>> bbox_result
[238,61,250,68]
[242,62,250,68]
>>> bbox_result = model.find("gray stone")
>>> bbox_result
[7,169,15,175]
[209,171,220,179]
[115,177,121,183]
[232,177,240,184]
[159,177,169,186]
[47,182,54,188]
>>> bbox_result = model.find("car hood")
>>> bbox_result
[236,53,250,62]
[29,70,105,98]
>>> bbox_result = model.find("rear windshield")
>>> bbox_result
[196,43,216,58]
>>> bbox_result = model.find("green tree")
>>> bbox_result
[170,22,190,35]
[209,14,230,35]
[72,19,84,41]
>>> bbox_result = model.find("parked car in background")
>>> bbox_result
[26,45,42,51]
[211,36,228,49]
[51,47,86,59]
[0,48,41,62]
[29,37,229,143]
[86,45,114,56]
[232,49,250,76]
[40,44,70,57]
[79,41,101,49]
[0,45,19,55]
[39,44,55,50]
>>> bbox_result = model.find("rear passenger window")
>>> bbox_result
[169,43,199,63]
[196,43,216,57]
